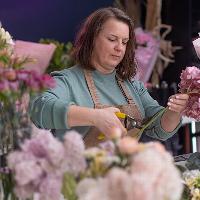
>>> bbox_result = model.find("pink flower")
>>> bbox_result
[63,131,86,176]
[99,140,116,155]
[130,145,183,200]
[14,160,43,186]
[22,130,66,168]
[106,168,134,200]
[179,66,200,119]
[40,74,56,88]
[117,136,139,154]
[9,81,19,91]
[39,174,62,200]
[16,69,55,92]
[0,80,9,91]
[7,130,85,199]
[14,184,35,200]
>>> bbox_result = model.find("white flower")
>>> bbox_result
[0,26,14,45]
[130,146,183,200]
[76,178,109,200]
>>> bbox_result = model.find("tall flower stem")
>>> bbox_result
[135,107,168,139]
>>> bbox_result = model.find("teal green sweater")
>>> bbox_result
[30,65,181,140]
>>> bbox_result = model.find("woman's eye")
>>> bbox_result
[108,38,115,42]
[122,40,129,45]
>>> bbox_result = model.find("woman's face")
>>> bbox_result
[91,18,129,74]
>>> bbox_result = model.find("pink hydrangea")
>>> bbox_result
[39,174,63,200]
[179,66,200,120]
[7,130,86,200]
[130,145,183,200]
[63,131,86,176]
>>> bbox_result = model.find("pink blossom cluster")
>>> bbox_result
[135,28,154,47]
[7,130,86,200]
[179,66,200,120]
[77,140,183,200]
[134,28,159,82]
[0,68,55,93]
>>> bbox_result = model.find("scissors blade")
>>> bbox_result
[116,112,142,129]
[126,114,143,129]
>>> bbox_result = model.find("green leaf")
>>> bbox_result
[39,38,75,73]
[1,172,18,200]
[62,172,77,200]
[133,107,167,139]
[0,54,10,64]
[0,92,9,103]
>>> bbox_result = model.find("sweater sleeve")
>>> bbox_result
[133,81,182,141]
[29,71,75,129]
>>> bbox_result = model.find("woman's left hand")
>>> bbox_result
[167,93,189,114]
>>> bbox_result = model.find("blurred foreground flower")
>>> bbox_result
[183,170,200,200]
[7,130,86,200]
[1,131,184,200]
[77,136,183,200]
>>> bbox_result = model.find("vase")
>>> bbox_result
[0,102,32,167]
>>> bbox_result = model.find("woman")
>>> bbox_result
[30,7,188,146]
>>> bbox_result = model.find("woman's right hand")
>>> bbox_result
[93,107,127,138]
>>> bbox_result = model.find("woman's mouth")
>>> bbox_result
[111,55,121,59]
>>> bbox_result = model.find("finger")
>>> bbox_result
[174,94,189,100]
[167,103,185,112]
[169,94,189,101]
[107,127,122,139]
[115,117,127,136]
[168,98,187,106]
[107,107,120,113]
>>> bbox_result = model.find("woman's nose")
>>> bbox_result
[114,42,124,51]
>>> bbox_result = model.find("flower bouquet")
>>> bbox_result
[135,27,159,83]
[0,129,183,200]
[0,25,55,157]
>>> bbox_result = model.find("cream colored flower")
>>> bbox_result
[0,26,14,45]
[192,188,200,197]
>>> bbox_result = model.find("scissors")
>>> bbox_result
[98,112,143,140]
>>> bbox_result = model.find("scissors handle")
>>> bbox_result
[115,112,126,119]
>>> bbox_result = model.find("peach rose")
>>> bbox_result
[117,136,139,154]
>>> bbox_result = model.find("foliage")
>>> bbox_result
[39,38,75,73]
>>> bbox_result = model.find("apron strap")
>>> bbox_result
[115,75,135,105]
[84,70,101,108]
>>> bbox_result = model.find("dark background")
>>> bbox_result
[0,0,113,43]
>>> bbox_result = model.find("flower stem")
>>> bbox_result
[134,107,168,139]
[187,91,200,95]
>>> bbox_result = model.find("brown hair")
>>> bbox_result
[72,7,137,80]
